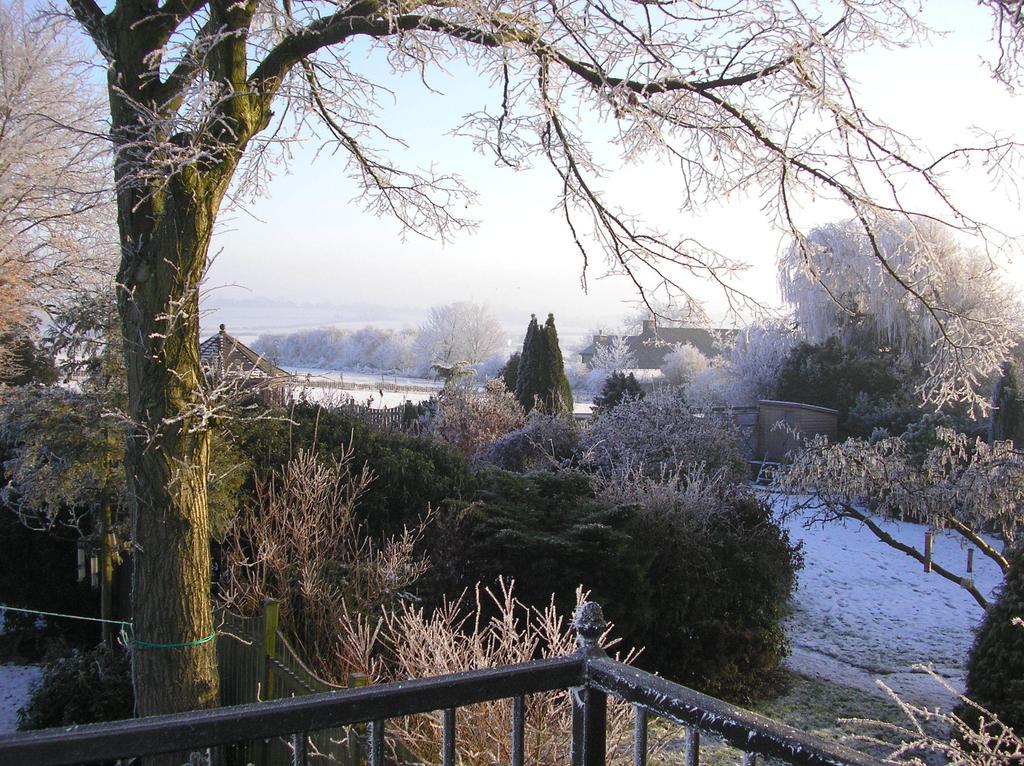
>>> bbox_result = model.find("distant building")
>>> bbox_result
[199,324,291,404]
[754,400,839,464]
[580,319,737,369]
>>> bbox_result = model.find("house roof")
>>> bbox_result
[199,325,289,381]
[580,321,738,369]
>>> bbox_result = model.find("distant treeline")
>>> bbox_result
[252,327,421,375]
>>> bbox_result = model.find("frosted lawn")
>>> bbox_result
[778,496,1001,709]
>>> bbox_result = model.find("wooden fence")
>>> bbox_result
[338,402,417,432]
[285,384,428,432]
[217,601,367,765]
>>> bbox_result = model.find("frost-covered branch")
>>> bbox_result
[775,429,1024,608]
[104,0,1024,373]
[981,0,1024,85]
[780,218,1022,410]
[0,4,115,375]
[837,503,992,610]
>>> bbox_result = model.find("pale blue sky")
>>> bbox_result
[202,1,1024,338]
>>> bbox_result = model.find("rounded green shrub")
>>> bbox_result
[228,401,475,537]
[775,338,904,436]
[475,413,579,472]
[425,468,643,615]
[625,485,802,700]
[579,388,748,486]
[428,467,801,701]
[962,544,1024,733]
[592,371,644,414]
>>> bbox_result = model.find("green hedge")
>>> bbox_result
[428,468,801,701]
[228,401,474,536]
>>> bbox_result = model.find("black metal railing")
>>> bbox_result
[0,602,882,766]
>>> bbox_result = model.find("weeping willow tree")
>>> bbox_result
[778,218,1022,409]
[60,0,1024,719]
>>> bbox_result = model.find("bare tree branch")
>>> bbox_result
[66,0,108,55]
[839,502,992,610]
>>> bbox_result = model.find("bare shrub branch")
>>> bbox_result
[219,448,432,683]
[359,580,650,766]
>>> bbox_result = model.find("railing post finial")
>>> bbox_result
[573,601,607,656]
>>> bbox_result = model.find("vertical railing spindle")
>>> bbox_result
[291,732,308,766]
[684,726,700,766]
[442,708,456,766]
[348,674,369,766]
[511,695,525,766]
[572,603,609,766]
[633,705,648,766]
[572,687,607,766]
[369,719,385,766]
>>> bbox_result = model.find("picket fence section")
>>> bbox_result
[338,402,414,431]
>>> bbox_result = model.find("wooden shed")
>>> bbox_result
[754,400,839,464]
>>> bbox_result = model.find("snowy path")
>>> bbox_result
[781,501,1003,709]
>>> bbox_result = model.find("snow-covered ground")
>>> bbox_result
[290,385,432,409]
[779,498,1002,709]
[0,664,40,733]
[0,613,42,735]
[284,368,444,391]
[282,367,597,415]
[282,367,440,409]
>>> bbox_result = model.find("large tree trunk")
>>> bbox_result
[115,164,230,719]
[99,0,268,728]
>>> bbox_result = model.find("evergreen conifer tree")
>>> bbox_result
[514,313,573,414]
[500,351,521,394]
[593,371,645,413]
[991,361,1024,447]
[515,315,541,411]
[543,313,574,415]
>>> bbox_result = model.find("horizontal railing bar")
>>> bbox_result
[0,656,585,766]
[587,658,883,766]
